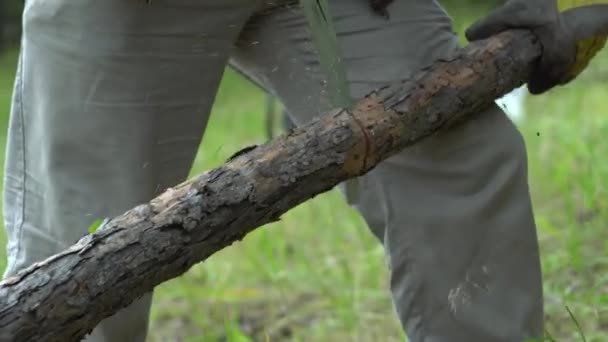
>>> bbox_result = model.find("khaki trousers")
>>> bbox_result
[3,0,543,341]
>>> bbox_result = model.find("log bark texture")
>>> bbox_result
[0,30,541,341]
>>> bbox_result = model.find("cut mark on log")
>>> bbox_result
[345,108,372,174]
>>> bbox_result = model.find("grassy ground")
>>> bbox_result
[1,4,607,341]
[0,48,16,275]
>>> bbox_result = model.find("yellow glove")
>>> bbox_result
[559,0,608,79]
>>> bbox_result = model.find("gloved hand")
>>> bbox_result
[466,0,577,95]
[371,0,607,94]
[557,1,608,82]
[466,0,608,95]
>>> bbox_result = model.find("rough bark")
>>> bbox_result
[0,30,541,341]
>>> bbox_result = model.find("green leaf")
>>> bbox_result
[88,219,104,234]
[223,318,254,342]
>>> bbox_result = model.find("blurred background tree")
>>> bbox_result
[0,0,23,53]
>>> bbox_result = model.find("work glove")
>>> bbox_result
[556,1,608,82]
[466,0,608,95]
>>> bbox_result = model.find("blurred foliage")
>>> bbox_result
[0,0,24,51]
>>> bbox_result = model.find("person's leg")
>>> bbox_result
[2,1,256,341]
[231,0,543,340]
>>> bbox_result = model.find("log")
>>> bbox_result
[0,29,544,341]
[4,7,605,339]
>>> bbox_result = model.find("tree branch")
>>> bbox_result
[0,29,541,341]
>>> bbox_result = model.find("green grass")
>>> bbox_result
[0,48,17,274]
[1,5,608,341]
